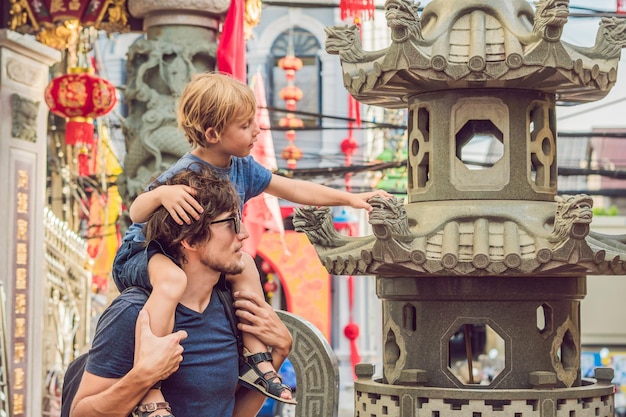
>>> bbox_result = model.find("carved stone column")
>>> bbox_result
[295,0,626,415]
[0,29,60,417]
[117,0,229,208]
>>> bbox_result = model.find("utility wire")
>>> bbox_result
[278,159,626,180]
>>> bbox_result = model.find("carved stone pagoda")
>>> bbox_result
[294,0,626,416]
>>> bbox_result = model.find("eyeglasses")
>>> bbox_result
[210,213,241,234]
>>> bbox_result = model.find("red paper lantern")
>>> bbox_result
[278,55,303,80]
[281,143,303,169]
[344,322,360,340]
[279,115,304,129]
[279,85,303,102]
[341,137,358,156]
[339,0,375,22]
[45,67,116,145]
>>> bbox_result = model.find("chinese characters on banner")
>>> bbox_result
[12,161,31,416]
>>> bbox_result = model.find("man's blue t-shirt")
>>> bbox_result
[86,287,239,416]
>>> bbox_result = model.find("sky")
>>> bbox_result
[556,1,626,131]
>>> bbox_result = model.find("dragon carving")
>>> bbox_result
[292,206,351,248]
[383,0,428,70]
[368,196,415,263]
[386,0,423,44]
[549,194,593,244]
[593,16,626,58]
[368,196,413,242]
[11,93,39,143]
[117,38,216,206]
[324,25,387,63]
[532,0,570,41]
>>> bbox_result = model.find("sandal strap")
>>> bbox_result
[262,370,282,383]
[133,401,172,417]
[245,351,273,365]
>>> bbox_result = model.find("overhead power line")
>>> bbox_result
[264,106,626,137]
[262,1,625,17]
[279,159,626,180]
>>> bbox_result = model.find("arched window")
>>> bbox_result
[270,27,321,128]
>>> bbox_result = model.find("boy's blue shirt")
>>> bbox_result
[121,153,272,244]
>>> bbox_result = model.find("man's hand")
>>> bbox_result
[232,291,293,357]
[159,184,204,225]
[134,310,188,382]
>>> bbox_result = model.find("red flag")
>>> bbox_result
[619,0,626,14]
[242,71,287,257]
[217,0,247,82]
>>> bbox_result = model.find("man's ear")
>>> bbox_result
[204,127,219,144]
[180,239,196,251]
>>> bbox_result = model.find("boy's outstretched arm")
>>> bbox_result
[265,174,391,212]
[129,185,204,224]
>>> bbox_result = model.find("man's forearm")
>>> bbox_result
[71,369,155,417]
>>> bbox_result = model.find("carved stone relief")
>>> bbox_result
[11,93,39,143]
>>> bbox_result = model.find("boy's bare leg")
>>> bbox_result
[134,254,187,416]
[229,253,294,401]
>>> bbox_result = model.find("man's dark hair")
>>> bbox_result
[143,164,241,262]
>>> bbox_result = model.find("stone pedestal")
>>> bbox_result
[0,29,60,417]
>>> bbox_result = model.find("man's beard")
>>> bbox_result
[199,254,245,276]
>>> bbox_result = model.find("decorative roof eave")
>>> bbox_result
[293,195,626,277]
[325,0,626,108]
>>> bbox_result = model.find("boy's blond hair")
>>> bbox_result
[177,72,257,148]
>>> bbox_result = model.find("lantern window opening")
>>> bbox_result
[447,323,505,386]
[456,120,504,171]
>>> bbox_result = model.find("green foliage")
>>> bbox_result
[592,205,620,216]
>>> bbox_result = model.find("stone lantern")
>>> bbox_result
[294,0,626,415]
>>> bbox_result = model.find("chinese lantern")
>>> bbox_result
[278,52,304,169]
[45,67,117,145]
[279,85,303,109]
[339,0,375,22]
[279,114,304,129]
[280,143,303,169]
[277,55,303,78]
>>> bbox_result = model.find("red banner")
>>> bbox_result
[217,0,246,82]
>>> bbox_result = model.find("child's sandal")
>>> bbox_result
[133,401,174,417]
[238,352,297,405]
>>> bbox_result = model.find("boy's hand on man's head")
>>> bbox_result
[159,184,204,225]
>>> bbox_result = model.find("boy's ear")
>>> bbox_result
[204,127,219,144]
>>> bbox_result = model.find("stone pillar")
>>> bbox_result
[295,1,626,415]
[117,0,229,207]
[0,30,60,417]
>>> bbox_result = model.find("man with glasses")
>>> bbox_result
[69,167,293,417]
[210,212,242,234]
